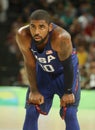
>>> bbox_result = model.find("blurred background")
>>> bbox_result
[0,0,95,130]
[0,0,95,89]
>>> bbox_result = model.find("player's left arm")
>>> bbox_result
[57,31,75,107]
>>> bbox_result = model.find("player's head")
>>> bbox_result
[29,9,53,45]
[30,9,51,24]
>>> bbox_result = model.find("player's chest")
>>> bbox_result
[32,49,56,64]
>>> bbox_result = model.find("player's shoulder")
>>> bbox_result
[53,24,71,40]
[17,24,31,39]
[16,24,32,49]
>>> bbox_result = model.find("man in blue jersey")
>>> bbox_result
[16,9,81,130]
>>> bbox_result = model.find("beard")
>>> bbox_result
[33,31,49,46]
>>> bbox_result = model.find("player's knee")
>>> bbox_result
[26,105,39,120]
[66,108,77,121]
[60,106,77,121]
[23,105,39,130]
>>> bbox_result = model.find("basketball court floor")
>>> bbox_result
[0,87,95,130]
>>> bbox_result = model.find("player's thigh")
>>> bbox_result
[53,73,80,107]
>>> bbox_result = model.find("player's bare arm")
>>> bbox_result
[55,29,75,107]
[57,30,72,60]
[16,26,44,105]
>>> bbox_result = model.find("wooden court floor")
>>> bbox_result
[0,106,95,130]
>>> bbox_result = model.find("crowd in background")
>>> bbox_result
[0,0,95,89]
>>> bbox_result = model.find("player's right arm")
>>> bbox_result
[16,25,44,105]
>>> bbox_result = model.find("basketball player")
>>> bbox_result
[16,9,81,130]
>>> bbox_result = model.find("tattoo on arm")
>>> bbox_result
[58,33,72,61]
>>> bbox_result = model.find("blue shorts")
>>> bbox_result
[25,63,81,116]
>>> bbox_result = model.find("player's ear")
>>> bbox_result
[49,23,53,32]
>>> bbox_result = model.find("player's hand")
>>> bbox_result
[60,93,75,107]
[28,91,44,105]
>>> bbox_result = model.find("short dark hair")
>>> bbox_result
[29,9,51,24]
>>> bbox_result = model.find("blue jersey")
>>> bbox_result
[31,37,63,73]
[30,24,78,75]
